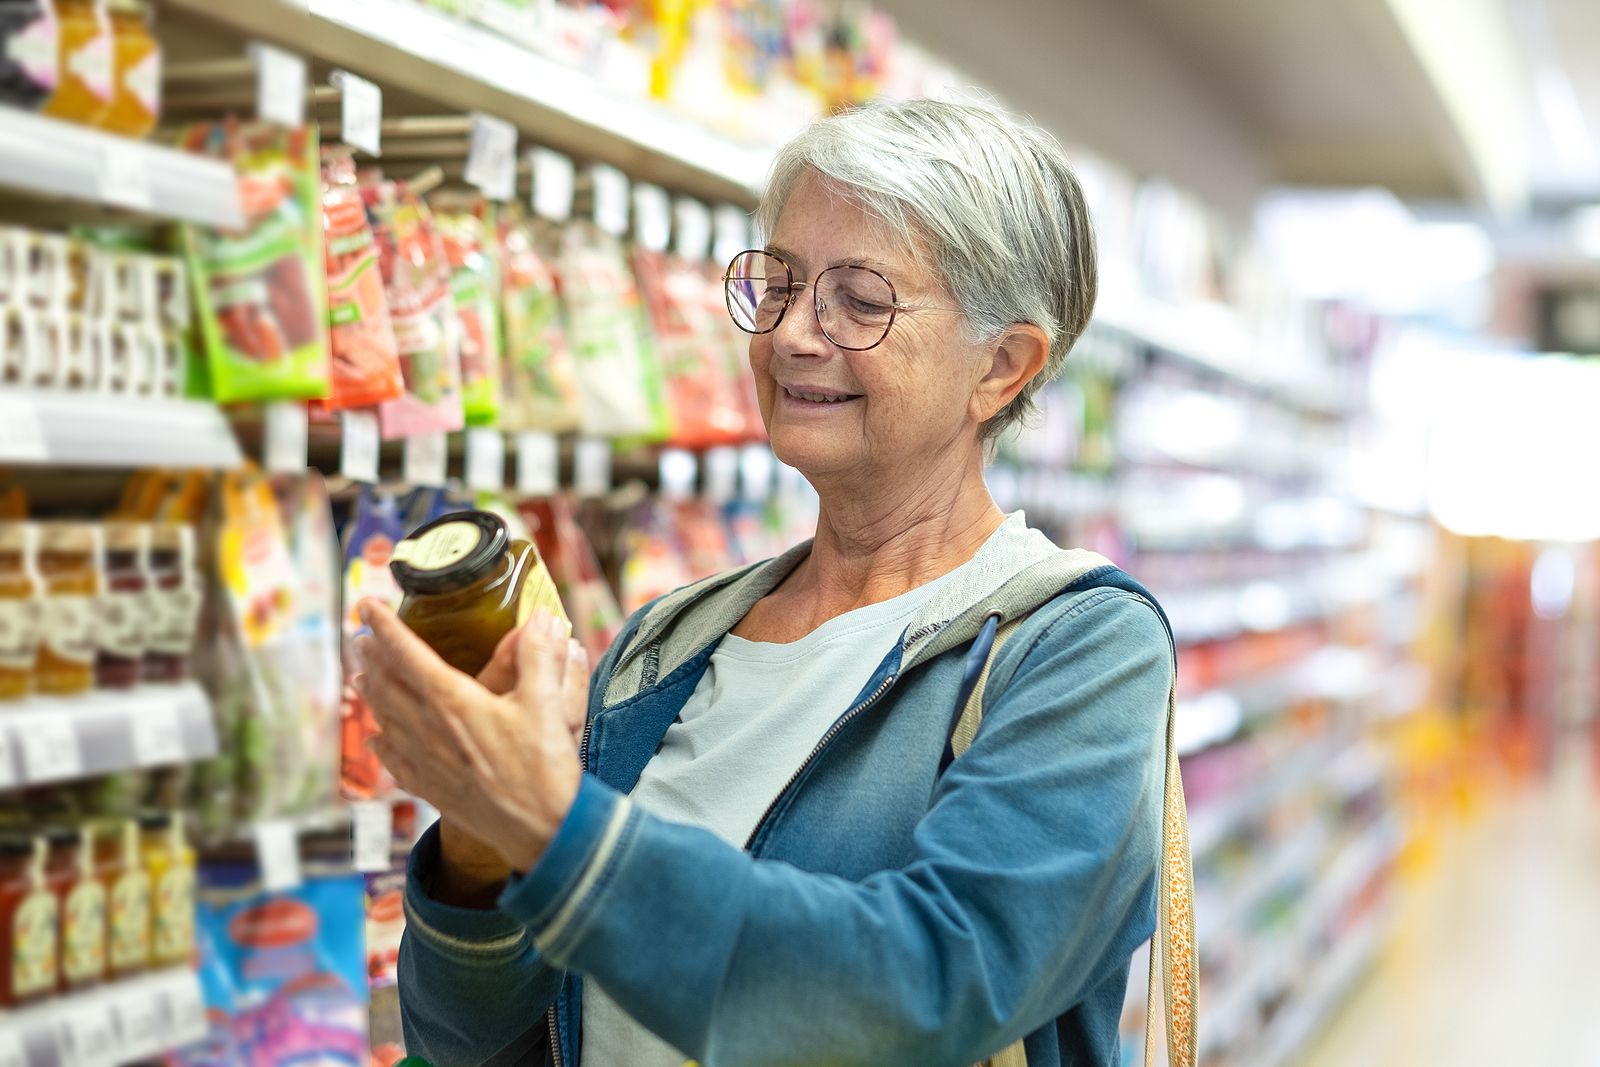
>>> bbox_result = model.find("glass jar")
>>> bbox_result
[40,0,110,127]
[40,825,79,994]
[142,523,198,684]
[99,0,155,136]
[61,823,106,988]
[140,811,193,968]
[0,834,54,1006]
[0,521,39,701]
[0,0,59,110]
[36,521,100,695]
[96,521,147,689]
[104,819,148,977]
[391,510,567,676]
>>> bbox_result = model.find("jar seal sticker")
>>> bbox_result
[390,521,482,572]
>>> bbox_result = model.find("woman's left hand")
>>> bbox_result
[354,599,588,873]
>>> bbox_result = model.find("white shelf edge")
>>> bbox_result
[0,109,242,228]
[0,390,243,470]
[1,967,207,1066]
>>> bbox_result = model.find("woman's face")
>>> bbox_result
[750,172,988,486]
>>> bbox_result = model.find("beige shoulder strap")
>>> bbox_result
[957,614,1196,1067]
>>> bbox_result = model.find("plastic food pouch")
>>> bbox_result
[496,210,580,433]
[437,205,502,426]
[318,149,403,410]
[337,487,404,799]
[180,121,331,402]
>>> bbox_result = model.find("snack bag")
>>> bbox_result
[555,220,670,441]
[180,122,330,402]
[338,487,405,800]
[365,179,464,438]
[633,248,752,448]
[437,205,503,426]
[496,210,581,433]
[319,149,404,410]
[520,494,623,663]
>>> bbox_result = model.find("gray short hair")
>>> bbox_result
[756,98,1097,440]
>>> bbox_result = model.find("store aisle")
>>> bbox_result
[1292,745,1600,1067]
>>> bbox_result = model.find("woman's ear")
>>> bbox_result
[971,324,1050,424]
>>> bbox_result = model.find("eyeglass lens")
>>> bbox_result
[725,251,899,350]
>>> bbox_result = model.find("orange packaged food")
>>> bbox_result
[319,150,403,410]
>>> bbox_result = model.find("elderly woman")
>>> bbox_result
[357,98,1190,1067]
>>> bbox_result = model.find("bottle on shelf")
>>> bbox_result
[0,520,38,700]
[35,519,101,695]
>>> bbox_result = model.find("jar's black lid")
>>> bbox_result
[0,834,33,857]
[41,824,82,847]
[390,510,509,595]
[137,811,172,831]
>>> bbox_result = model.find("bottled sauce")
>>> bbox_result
[0,835,56,1006]
[105,819,148,977]
[35,521,100,695]
[100,0,154,136]
[61,823,106,988]
[0,521,39,701]
[0,0,58,109]
[141,811,194,968]
[41,0,109,127]
[143,523,198,683]
[390,510,567,676]
[39,825,79,993]
[96,521,146,689]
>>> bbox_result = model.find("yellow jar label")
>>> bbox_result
[109,870,151,970]
[392,521,482,572]
[12,889,58,997]
[153,865,194,963]
[44,593,96,664]
[0,596,38,671]
[62,879,107,982]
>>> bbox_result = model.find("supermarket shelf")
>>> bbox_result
[0,109,242,228]
[0,967,207,1067]
[0,682,218,790]
[1186,739,1341,858]
[165,0,772,206]
[0,390,243,469]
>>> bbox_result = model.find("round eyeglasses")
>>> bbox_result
[723,249,961,352]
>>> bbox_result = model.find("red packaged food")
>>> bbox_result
[319,150,404,410]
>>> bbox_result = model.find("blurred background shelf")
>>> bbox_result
[0,968,208,1067]
[0,392,242,469]
[0,682,217,789]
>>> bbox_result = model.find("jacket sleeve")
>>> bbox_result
[397,611,647,1065]
[495,588,1172,1067]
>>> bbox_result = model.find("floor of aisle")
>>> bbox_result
[1293,744,1600,1067]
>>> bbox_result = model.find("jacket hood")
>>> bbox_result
[603,513,1113,704]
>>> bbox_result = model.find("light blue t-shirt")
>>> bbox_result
[581,567,959,1067]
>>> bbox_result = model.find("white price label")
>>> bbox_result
[402,430,449,487]
[589,163,630,237]
[465,428,506,490]
[132,703,187,768]
[251,43,306,128]
[110,986,164,1058]
[465,113,518,202]
[253,819,303,893]
[739,445,775,502]
[21,717,82,783]
[573,437,611,497]
[673,197,712,262]
[658,448,697,501]
[704,446,740,504]
[351,800,395,873]
[515,431,560,496]
[0,1028,22,1067]
[632,184,671,252]
[264,400,309,473]
[333,69,382,156]
[713,204,751,264]
[56,999,117,1067]
[0,397,47,461]
[100,146,152,212]
[0,727,15,789]
[530,147,575,222]
[158,970,209,1046]
[340,410,381,483]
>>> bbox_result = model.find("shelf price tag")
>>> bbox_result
[632,184,671,252]
[703,446,740,504]
[573,437,611,497]
[99,146,152,212]
[332,69,382,156]
[673,198,712,262]
[0,396,47,461]
[515,431,559,496]
[132,702,186,768]
[253,819,303,893]
[529,147,575,222]
[109,985,165,1058]
[56,998,118,1067]
[340,410,381,483]
[264,400,309,473]
[589,164,630,237]
[0,1027,22,1067]
[713,204,751,264]
[20,717,82,783]
[156,970,209,1046]
[466,113,518,202]
[402,430,449,487]
[658,448,697,502]
[352,800,395,873]
[465,428,505,490]
[251,43,307,128]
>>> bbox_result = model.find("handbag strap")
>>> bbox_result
[955,613,1196,1067]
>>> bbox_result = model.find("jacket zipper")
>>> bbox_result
[547,1004,562,1067]
[742,673,897,850]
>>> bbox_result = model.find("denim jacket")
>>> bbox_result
[398,514,1175,1067]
